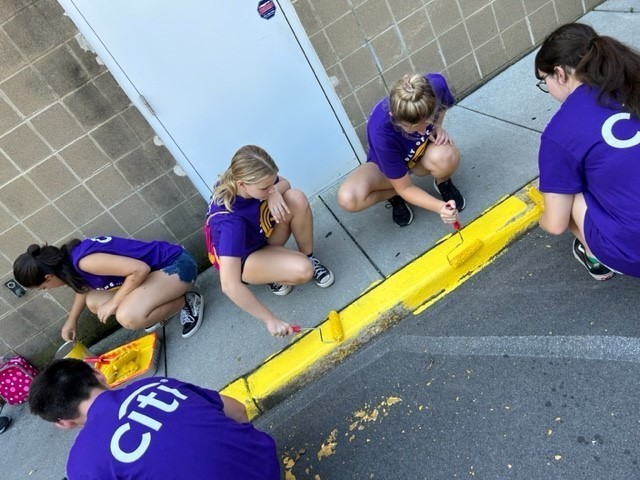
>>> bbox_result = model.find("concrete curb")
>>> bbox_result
[221,182,544,419]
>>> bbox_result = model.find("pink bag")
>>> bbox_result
[0,356,39,405]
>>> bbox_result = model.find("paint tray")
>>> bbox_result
[94,333,162,388]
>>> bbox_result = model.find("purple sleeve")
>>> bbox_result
[184,383,225,411]
[212,215,247,258]
[426,73,455,108]
[538,135,584,194]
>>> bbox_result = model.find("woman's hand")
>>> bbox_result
[61,318,77,342]
[265,317,294,337]
[97,300,118,323]
[267,188,290,224]
[430,126,452,146]
[440,200,460,225]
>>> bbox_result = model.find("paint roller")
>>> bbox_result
[293,310,344,343]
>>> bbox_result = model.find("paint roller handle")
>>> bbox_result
[83,356,111,365]
[444,203,461,230]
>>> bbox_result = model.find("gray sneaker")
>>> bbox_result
[180,292,203,338]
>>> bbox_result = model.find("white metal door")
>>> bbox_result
[59,0,363,197]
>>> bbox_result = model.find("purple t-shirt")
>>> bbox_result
[66,377,280,480]
[206,189,277,261]
[367,73,456,179]
[70,236,183,290]
[538,85,640,276]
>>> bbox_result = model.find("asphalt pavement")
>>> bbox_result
[258,228,640,479]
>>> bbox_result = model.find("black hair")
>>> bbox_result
[13,239,88,292]
[535,23,640,118]
[29,359,103,422]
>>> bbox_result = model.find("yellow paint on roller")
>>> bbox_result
[328,310,344,342]
[222,182,544,419]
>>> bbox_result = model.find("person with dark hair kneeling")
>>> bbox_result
[534,23,640,279]
[29,359,280,480]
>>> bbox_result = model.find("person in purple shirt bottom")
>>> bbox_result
[535,23,640,280]
[13,236,203,339]
[206,145,334,337]
[337,72,464,228]
[29,359,280,480]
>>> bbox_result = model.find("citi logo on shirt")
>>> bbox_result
[110,380,187,463]
[602,112,640,148]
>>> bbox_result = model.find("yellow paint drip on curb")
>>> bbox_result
[221,183,543,419]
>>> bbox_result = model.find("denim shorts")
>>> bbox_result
[162,249,198,283]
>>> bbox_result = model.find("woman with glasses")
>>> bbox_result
[337,73,463,228]
[534,23,640,279]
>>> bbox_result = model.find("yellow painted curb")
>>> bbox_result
[222,183,543,419]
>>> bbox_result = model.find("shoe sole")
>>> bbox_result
[144,319,168,334]
[315,270,335,288]
[182,292,204,339]
[572,243,614,281]
[271,285,293,296]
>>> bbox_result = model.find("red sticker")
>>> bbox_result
[257,0,276,20]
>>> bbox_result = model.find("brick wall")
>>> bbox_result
[0,0,604,366]
[293,0,604,148]
[0,0,207,365]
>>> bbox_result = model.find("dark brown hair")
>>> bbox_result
[535,23,640,117]
[13,239,88,292]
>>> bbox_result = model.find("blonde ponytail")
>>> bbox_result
[212,145,279,212]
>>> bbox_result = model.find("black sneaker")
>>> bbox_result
[309,255,335,288]
[0,416,10,434]
[572,239,614,281]
[269,283,293,296]
[386,195,413,227]
[434,178,465,212]
[180,292,203,338]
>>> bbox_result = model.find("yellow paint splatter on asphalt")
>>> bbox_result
[317,429,339,460]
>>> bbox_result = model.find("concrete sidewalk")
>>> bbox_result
[1,2,639,478]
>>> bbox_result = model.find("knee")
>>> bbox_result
[427,146,460,175]
[114,306,145,330]
[290,258,314,285]
[283,189,309,212]
[337,185,359,212]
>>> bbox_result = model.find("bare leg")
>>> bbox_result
[412,142,461,182]
[267,189,314,255]
[569,193,596,256]
[242,245,312,285]
[87,272,189,330]
[337,162,397,212]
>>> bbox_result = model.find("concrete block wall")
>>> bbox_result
[293,0,605,148]
[0,0,604,367]
[0,0,208,365]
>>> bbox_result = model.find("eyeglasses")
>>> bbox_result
[536,74,550,93]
